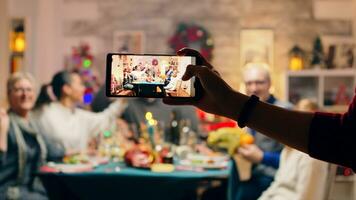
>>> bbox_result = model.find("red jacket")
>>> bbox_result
[309,88,356,171]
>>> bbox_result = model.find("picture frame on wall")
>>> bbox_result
[240,29,274,68]
[113,31,145,54]
[322,35,355,69]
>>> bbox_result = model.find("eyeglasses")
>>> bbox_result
[245,80,268,86]
[12,87,34,94]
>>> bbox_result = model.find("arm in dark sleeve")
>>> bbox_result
[42,134,65,162]
[308,92,356,171]
[0,151,5,166]
[91,85,112,113]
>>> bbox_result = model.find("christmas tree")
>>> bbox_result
[66,42,101,106]
[310,36,325,68]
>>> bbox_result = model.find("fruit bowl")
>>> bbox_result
[124,145,154,168]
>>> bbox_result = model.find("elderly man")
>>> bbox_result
[236,63,293,200]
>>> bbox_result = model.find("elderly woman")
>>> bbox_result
[0,72,47,200]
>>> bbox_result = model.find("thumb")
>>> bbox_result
[177,48,213,69]
[182,64,234,101]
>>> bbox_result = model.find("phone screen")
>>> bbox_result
[107,54,196,98]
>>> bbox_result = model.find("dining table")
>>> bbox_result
[130,82,165,97]
[38,160,240,200]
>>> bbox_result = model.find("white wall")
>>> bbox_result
[8,0,37,77]
[32,0,63,83]
[314,0,353,20]
[7,0,64,85]
[354,0,356,40]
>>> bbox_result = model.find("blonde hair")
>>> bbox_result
[295,99,318,112]
[7,72,36,95]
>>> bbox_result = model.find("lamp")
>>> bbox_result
[10,24,25,53]
[289,45,305,71]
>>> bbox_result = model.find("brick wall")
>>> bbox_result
[62,0,353,99]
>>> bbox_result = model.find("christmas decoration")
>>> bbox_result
[9,20,25,73]
[168,23,214,61]
[66,42,101,105]
[334,83,351,105]
[289,45,305,71]
[310,36,325,68]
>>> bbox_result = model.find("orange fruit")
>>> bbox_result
[240,134,254,145]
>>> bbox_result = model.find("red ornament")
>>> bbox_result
[187,27,200,42]
[85,87,94,94]
[152,59,158,66]
[335,84,350,105]
[344,168,353,176]
[197,30,204,37]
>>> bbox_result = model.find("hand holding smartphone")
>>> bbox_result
[106,53,202,99]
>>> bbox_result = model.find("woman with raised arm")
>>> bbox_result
[164,48,356,171]
[34,70,127,155]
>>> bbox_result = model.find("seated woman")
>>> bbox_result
[164,66,174,86]
[164,70,179,92]
[0,72,47,200]
[258,99,330,200]
[123,69,134,90]
[34,70,127,155]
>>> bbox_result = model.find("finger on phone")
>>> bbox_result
[181,65,196,81]
[177,48,213,69]
[182,65,210,81]
[177,48,200,57]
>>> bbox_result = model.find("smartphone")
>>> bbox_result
[106,53,202,99]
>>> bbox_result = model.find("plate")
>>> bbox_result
[41,163,93,173]
[179,154,229,169]
[88,156,109,166]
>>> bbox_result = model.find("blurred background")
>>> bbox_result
[1,0,356,106]
[0,1,356,199]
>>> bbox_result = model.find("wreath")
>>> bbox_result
[168,23,214,61]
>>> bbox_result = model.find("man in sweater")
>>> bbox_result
[236,63,292,200]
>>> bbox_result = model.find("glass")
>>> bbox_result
[244,80,267,87]
[12,87,33,94]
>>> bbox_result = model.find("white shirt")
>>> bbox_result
[164,77,179,91]
[258,147,329,200]
[34,100,126,152]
